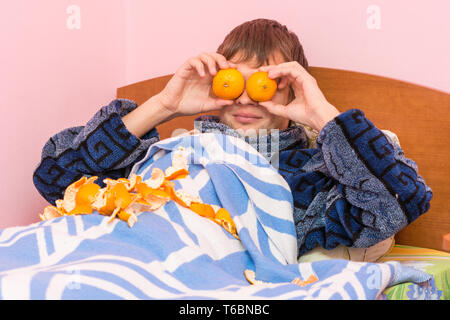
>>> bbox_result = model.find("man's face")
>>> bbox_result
[217,51,291,135]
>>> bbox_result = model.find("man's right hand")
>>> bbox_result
[157,52,237,118]
[122,52,237,139]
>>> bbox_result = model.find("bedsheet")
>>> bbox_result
[0,133,432,299]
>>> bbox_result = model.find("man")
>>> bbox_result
[33,19,432,258]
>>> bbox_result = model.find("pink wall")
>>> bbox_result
[125,0,449,93]
[1,0,449,228]
[0,0,127,228]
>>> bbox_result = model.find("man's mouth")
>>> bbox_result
[233,113,262,124]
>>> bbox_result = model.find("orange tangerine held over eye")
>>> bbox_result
[212,68,245,100]
[246,71,277,102]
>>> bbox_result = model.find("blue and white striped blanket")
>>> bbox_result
[0,133,431,299]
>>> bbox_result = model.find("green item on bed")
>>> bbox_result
[379,245,450,300]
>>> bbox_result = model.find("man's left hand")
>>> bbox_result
[258,62,340,132]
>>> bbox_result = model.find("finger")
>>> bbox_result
[258,65,273,72]
[259,62,308,81]
[267,67,302,82]
[268,62,315,84]
[210,52,231,70]
[258,65,299,92]
[227,61,238,69]
[283,61,312,80]
[204,98,233,112]
[278,77,290,90]
[198,53,218,76]
[189,57,206,77]
[210,53,239,70]
[266,68,308,95]
[258,101,289,118]
[215,98,234,107]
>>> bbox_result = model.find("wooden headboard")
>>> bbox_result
[117,67,450,252]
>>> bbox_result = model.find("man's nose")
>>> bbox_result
[235,86,258,106]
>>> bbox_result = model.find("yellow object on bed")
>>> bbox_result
[379,245,450,262]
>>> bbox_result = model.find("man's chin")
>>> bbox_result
[219,113,289,137]
[220,115,274,136]
[232,125,271,137]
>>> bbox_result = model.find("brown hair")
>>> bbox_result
[216,18,309,103]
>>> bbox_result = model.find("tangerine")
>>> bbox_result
[212,68,245,100]
[246,71,277,102]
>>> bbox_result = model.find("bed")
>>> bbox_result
[1,67,449,300]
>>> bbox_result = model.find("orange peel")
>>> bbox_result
[143,168,165,189]
[40,205,65,221]
[136,182,170,200]
[127,173,143,192]
[103,175,142,192]
[214,208,238,238]
[244,269,318,287]
[39,152,239,237]
[189,202,216,219]
[55,199,65,213]
[62,176,99,215]
[107,207,121,223]
[92,187,115,215]
[140,193,170,210]
[117,210,138,228]
[244,269,269,285]
[75,182,100,206]
[103,178,120,187]
[61,176,97,213]
[172,149,188,169]
[174,190,200,208]
[165,149,189,180]
[291,275,319,287]
[111,183,135,209]
[67,204,94,216]
[165,168,189,181]
[126,200,167,215]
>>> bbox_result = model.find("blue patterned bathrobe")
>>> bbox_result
[33,99,432,258]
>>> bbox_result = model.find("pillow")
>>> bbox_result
[298,236,395,263]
